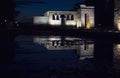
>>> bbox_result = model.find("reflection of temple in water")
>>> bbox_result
[34,36,94,59]
[114,44,120,59]
[113,44,120,71]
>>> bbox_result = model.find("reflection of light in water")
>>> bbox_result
[33,36,61,44]
[113,44,120,71]
[33,36,48,44]
[77,43,94,59]
[65,37,81,41]
[114,44,120,59]
[48,36,61,41]
[33,36,94,59]
[84,44,89,51]
[46,40,94,59]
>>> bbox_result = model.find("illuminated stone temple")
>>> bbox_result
[33,4,95,29]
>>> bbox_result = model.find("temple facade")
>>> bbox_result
[34,4,95,29]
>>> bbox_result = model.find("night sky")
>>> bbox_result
[16,0,84,22]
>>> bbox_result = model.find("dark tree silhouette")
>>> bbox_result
[0,0,47,27]
[95,0,114,30]
[84,0,95,6]
[73,0,95,11]
[0,0,15,27]
[0,0,16,66]
[73,2,83,11]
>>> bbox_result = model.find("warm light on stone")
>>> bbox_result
[66,21,76,26]
[86,14,91,29]
[33,4,95,29]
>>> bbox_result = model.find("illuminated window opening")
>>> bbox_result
[71,15,74,20]
[56,15,59,20]
[67,15,70,20]
[52,14,55,20]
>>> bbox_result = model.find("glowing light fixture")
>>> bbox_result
[86,14,90,29]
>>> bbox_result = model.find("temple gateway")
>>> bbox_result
[33,4,94,29]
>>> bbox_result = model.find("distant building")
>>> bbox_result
[0,0,15,27]
[95,0,114,30]
[33,4,95,29]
